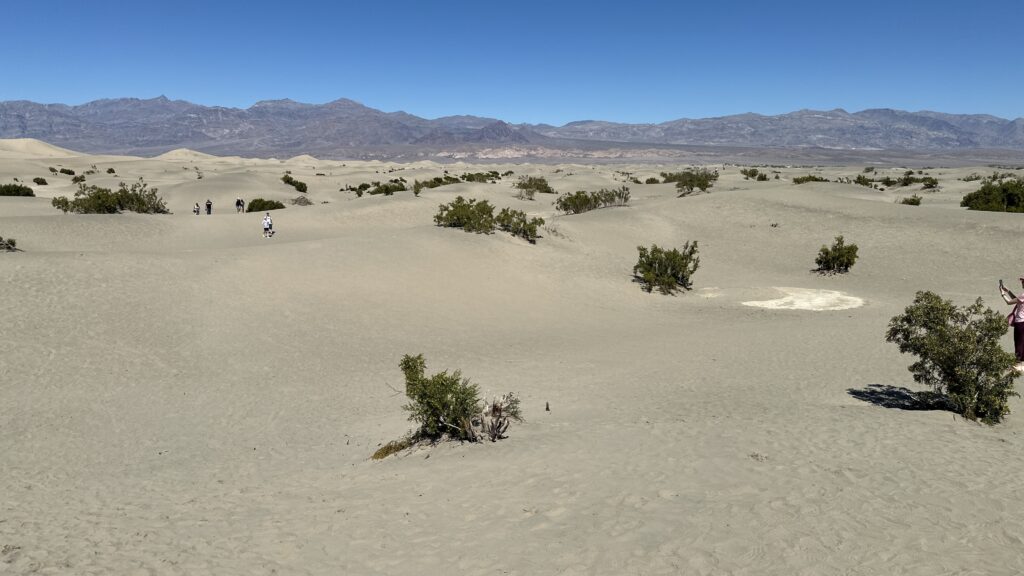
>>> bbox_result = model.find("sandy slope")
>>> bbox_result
[2,145,1024,575]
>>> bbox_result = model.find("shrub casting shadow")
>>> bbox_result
[847,384,947,411]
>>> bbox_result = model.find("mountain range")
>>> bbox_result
[2,96,1023,158]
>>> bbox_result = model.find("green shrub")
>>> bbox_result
[815,235,858,273]
[0,183,35,197]
[792,174,829,184]
[886,291,1019,423]
[644,177,659,184]
[662,169,719,196]
[400,354,481,441]
[247,198,286,212]
[106,167,116,174]
[756,172,769,181]
[281,174,308,193]
[48,166,58,174]
[367,181,406,195]
[740,168,759,179]
[514,176,555,196]
[554,186,630,215]
[960,178,1024,212]
[961,172,983,182]
[32,177,48,186]
[71,175,85,184]
[59,168,75,176]
[921,176,939,189]
[434,196,495,233]
[460,171,501,183]
[495,207,544,243]
[0,236,16,251]
[854,174,873,187]
[900,194,922,206]
[412,175,461,195]
[633,242,700,294]
[51,178,169,214]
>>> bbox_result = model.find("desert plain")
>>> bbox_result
[2,138,1024,575]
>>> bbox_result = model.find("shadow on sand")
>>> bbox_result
[847,384,946,411]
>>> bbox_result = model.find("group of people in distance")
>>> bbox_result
[191,197,275,238]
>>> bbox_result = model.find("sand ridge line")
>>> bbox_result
[741,287,864,311]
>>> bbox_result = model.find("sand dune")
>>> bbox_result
[0,138,82,158]
[2,147,1024,575]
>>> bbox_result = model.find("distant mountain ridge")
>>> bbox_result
[2,96,1023,158]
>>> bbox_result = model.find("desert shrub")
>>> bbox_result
[84,169,96,176]
[756,172,769,181]
[886,291,1019,423]
[399,354,481,441]
[921,176,939,189]
[662,169,719,196]
[633,242,700,294]
[32,177,48,186]
[961,172,983,182]
[51,178,169,214]
[815,235,858,273]
[960,178,1024,212]
[740,168,760,179]
[644,177,659,184]
[501,170,514,177]
[792,174,830,184]
[291,195,313,206]
[900,194,922,206]
[555,186,630,215]
[0,236,16,251]
[106,167,116,174]
[854,174,873,187]
[863,166,875,173]
[281,174,307,193]
[434,196,495,233]
[71,175,86,184]
[48,166,58,174]
[59,168,75,176]
[247,198,286,212]
[514,175,555,196]
[412,175,461,194]
[0,183,35,197]
[495,207,544,243]
[460,171,501,183]
[367,181,406,195]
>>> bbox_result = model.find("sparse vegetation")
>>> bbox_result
[367,180,407,195]
[644,177,659,184]
[71,175,86,184]
[495,207,544,243]
[460,171,501,183]
[662,169,719,196]
[815,235,858,274]
[281,174,307,193]
[59,168,75,176]
[792,174,830,184]
[51,178,168,214]
[900,194,922,206]
[32,177,48,186]
[412,174,460,195]
[247,198,286,212]
[960,178,1024,213]
[633,242,700,294]
[740,168,760,179]
[434,196,495,233]
[0,236,16,251]
[48,167,58,174]
[886,291,1019,424]
[106,167,116,174]
[554,186,630,215]
[0,183,35,197]
[514,176,556,197]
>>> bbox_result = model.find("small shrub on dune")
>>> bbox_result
[247,198,286,212]
[71,175,85,184]
[434,196,495,233]
[106,167,116,174]
[792,174,830,184]
[51,178,168,214]
[815,235,858,273]
[644,177,659,184]
[740,168,760,179]
[48,167,58,174]
[59,168,75,176]
[886,291,1019,423]
[0,236,16,251]
[514,175,555,197]
[0,183,35,197]
[32,177,48,186]
[460,171,501,183]
[372,354,523,456]
[367,180,406,195]
[290,195,313,206]
[495,207,544,243]
[554,186,630,215]
[756,172,769,181]
[900,194,922,206]
[663,169,719,196]
[281,173,308,193]
[412,175,460,195]
[960,178,1024,212]
[633,242,700,294]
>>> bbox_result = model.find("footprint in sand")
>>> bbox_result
[742,287,864,311]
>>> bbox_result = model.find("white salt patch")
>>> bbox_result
[742,287,864,311]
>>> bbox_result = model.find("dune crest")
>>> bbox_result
[0,138,82,158]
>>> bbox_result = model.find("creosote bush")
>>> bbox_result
[281,174,308,193]
[0,236,16,251]
[51,178,168,214]
[412,175,460,194]
[514,175,555,196]
[32,177,48,186]
[106,167,116,174]
[496,207,544,243]
[434,196,495,233]
[644,177,660,184]
[815,235,858,274]
[886,291,1019,423]
[247,198,286,212]
[71,175,85,184]
[900,194,922,206]
[633,242,700,294]
[960,178,1024,212]
[792,174,830,184]
[0,183,35,197]
[662,169,719,196]
[555,186,630,214]
[59,168,75,176]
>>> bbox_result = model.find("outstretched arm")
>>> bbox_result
[1000,284,1018,304]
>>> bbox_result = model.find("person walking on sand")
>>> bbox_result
[999,277,1024,364]
[193,202,200,215]
[262,213,273,238]
[236,198,244,213]
[205,199,213,215]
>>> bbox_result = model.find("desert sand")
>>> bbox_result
[2,138,1024,575]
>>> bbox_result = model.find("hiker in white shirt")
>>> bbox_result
[262,213,273,238]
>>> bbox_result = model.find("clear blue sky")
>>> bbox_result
[4,0,1022,124]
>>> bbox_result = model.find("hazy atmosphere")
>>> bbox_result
[3,2,1024,576]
